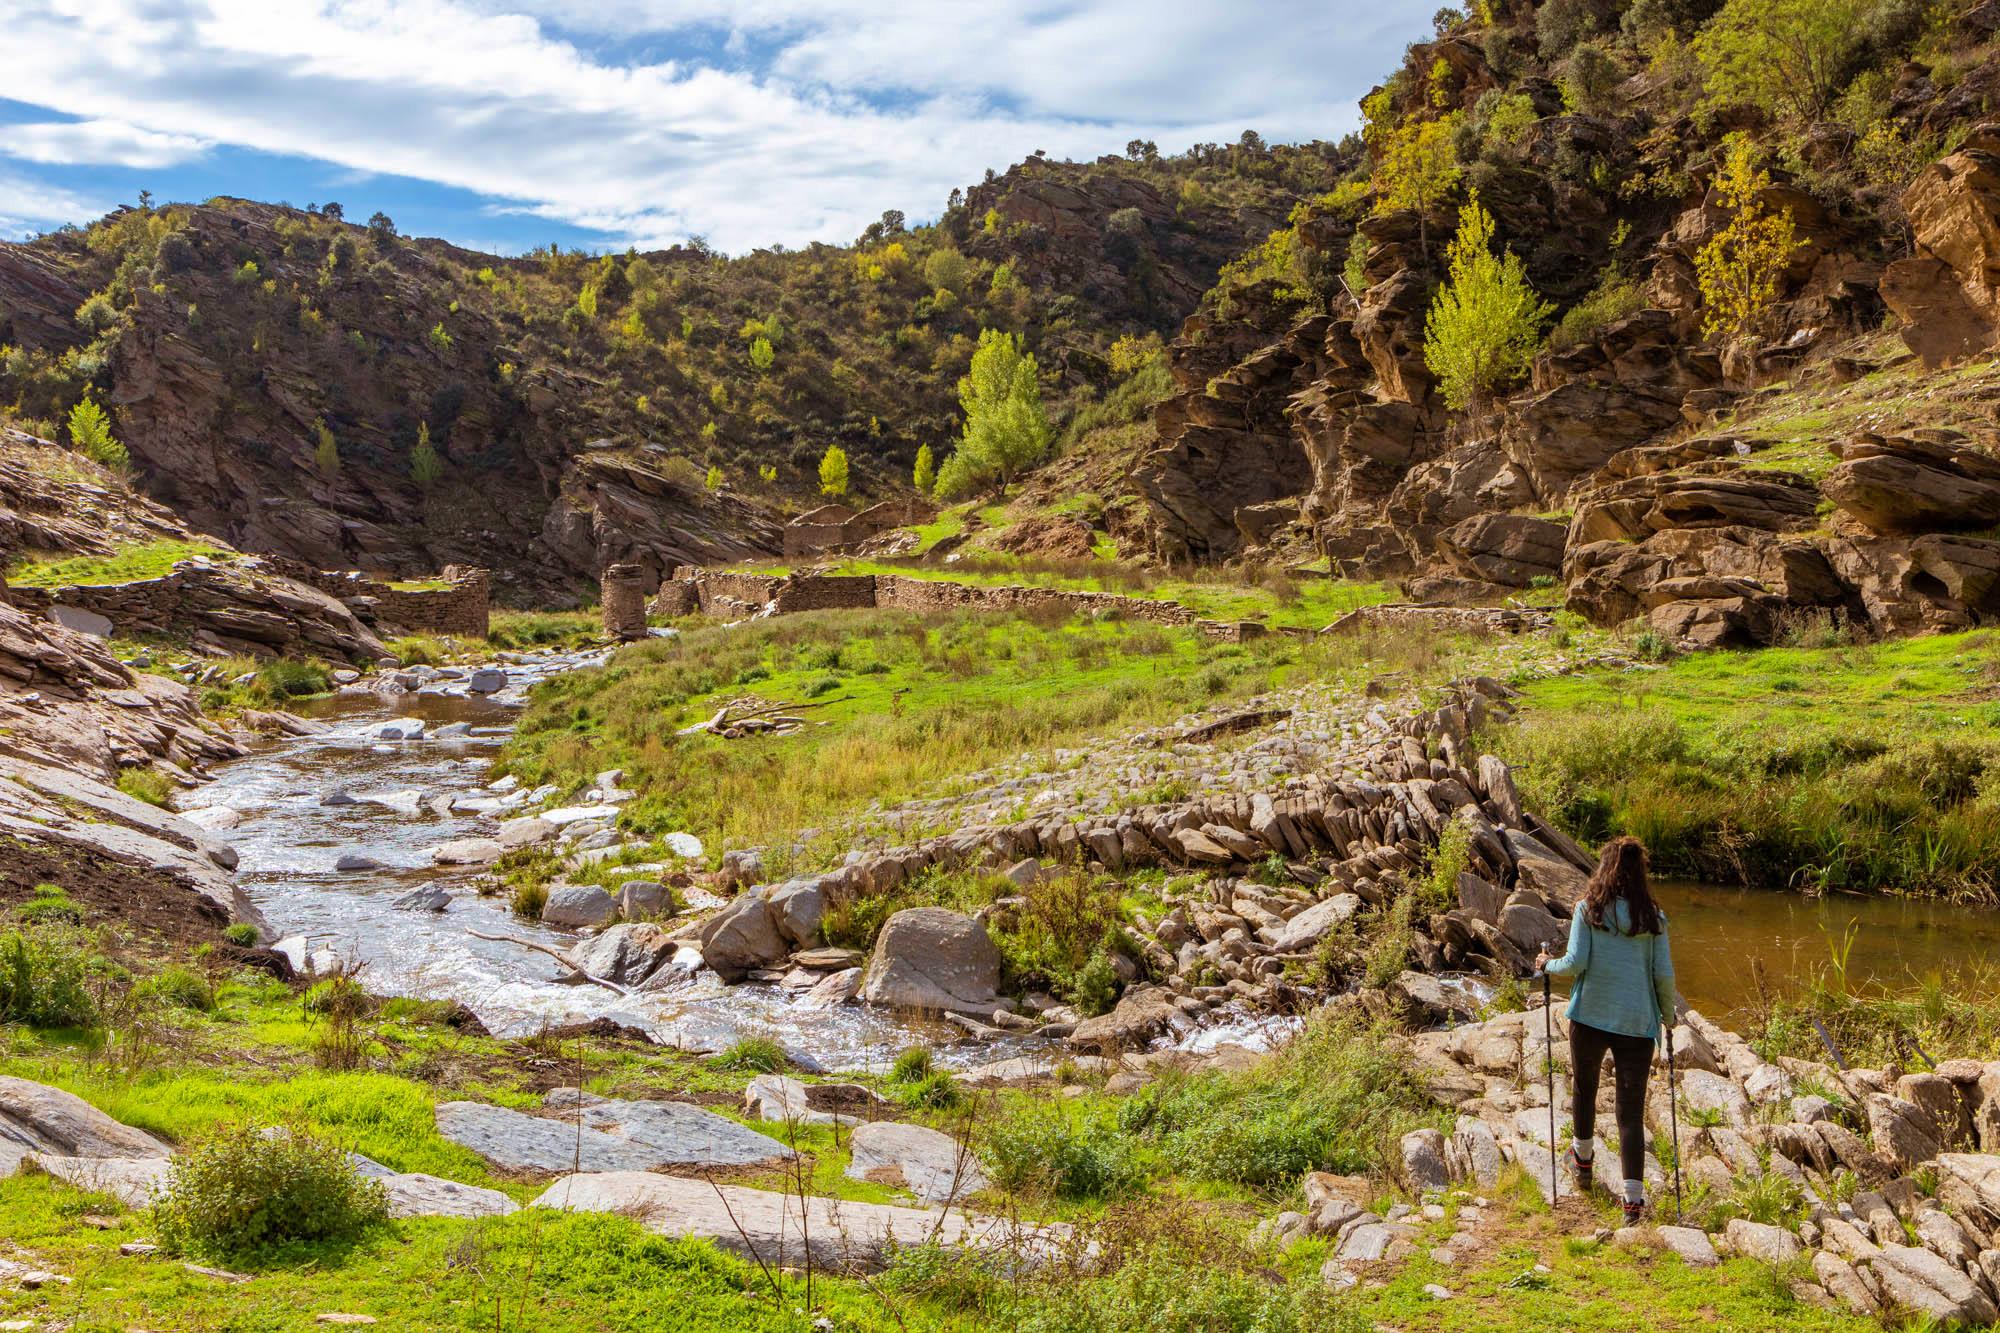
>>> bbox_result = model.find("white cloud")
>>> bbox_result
[3,118,210,168]
[0,167,110,237]
[2,0,1434,252]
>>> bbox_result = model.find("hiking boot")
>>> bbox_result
[1622,1198,1646,1225]
[1563,1146,1593,1191]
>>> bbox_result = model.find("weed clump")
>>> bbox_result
[709,1036,787,1074]
[15,883,82,925]
[0,924,99,1027]
[981,1103,1139,1200]
[154,1122,390,1260]
[133,963,216,1012]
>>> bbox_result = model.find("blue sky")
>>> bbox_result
[1,1,1436,256]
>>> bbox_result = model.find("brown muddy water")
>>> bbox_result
[1663,880,2000,1025]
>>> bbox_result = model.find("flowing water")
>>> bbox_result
[186,650,1995,1068]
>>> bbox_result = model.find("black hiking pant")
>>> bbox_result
[1569,1019,1653,1186]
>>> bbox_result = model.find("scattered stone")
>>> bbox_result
[390,885,450,912]
[541,885,618,930]
[430,837,506,866]
[1657,1225,1718,1267]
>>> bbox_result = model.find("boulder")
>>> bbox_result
[1823,433,2000,534]
[615,880,672,920]
[429,838,505,866]
[1658,1225,1718,1268]
[565,924,675,987]
[390,884,450,912]
[846,1120,988,1204]
[697,892,788,982]
[1265,893,1360,952]
[1883,130,2000,365]
[1068,985,1182,1053]
[530,1171,1064,1273]
[859,908,1001,1015]
[1723,1218,1802,1265]
[378,1172,518,1219]
[1868,1244,2000,1324]
[766,878,827,950]
[1866,1093,1943,1170]
[466,668,508,694]
[0,1077,170,1174]
[22,1153,169,1207]
[541,885,617,931]
[1400,1128,1450,1193]
[1435,513,1565,588]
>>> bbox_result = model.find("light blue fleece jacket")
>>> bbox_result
[1542,898,1677,1041]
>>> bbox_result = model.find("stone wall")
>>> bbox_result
[659,566,1273,642]
[782,499,937,559]
[288,562,490,638]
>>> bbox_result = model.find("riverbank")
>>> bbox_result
[1481,628,2000,898]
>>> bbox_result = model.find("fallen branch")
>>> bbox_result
[464,929,634,997]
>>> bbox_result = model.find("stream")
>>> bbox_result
[182,649,1996,1070]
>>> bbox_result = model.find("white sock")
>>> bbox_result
[1571,1137,1594,1162]
[1624,1179,1644,1206]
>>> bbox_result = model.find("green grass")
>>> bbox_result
[115,765,175,807]
[1487,629,2000,894]
[501,604,1466,856]
[6,538,233,587]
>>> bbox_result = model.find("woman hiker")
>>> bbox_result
[1535,834,1678,1225]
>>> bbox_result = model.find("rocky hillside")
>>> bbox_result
[1126,0,2000,646]
[0,144,1342,598]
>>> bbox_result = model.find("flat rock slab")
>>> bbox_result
[378,1172,518,1219]
[24,1154,170,1208]
[436,1098,791,1174]
[530,1171,1065,1273]
[1657,1225,1718,1267]
[846,1121,987,1205]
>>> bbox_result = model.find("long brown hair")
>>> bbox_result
[1582,835,1663,937]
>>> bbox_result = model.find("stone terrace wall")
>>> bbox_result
[659,567,1273,642]
[290,563,490,637]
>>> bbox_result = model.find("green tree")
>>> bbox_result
[1694,136,1800,346]
[1374,113,1464,254]
[66,397,128,470]
[937,329,1051,499]
[1423,191,1552,414]
[410,421,443,488]
[818,445,849,497]
[922,247,974,295]
[314,418,340,479]
[1693,0,1868,122]
[749,335,775,371]
[913,443,936,495]
[758,463,778,484]
[704,464,724,491]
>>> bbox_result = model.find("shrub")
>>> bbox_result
[818,445,849,497]
[510,879,547,922]
[1551,269,1645,350]
[409,421,443,488]
[313,418,340,478]
[0,925,99,1027]
[223,923,261,947]
[153,1123,389,1259]
[981,1104,1141,1200]
[66,397,128,470]
[133,963,216,1012]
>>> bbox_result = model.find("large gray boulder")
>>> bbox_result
[565,923,676,986]
[542,884,617,930]
[0,1077,170,1174]
[766,878,828,950]
[859,908,1001,1014]
[698,891,790,982]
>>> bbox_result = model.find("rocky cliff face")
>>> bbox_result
[1,147,1327,599]
[1126,4,2000,646]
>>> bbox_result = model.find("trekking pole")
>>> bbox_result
[1541,968,1557,1207]
[1666,1023,1684,1224]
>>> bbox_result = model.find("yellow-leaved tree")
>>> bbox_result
[818,445,849,497]
[1374,112,1464,255]
[1693,136,1799,347]
[1423,191,1551,417]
